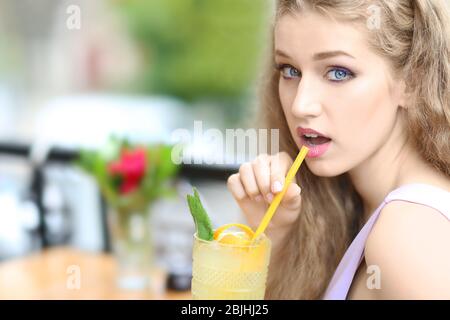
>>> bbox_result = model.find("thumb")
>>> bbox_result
[280,183,302,209]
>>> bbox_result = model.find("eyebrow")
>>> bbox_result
[275,49,355,60]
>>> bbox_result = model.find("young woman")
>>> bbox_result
[227,0,450,299]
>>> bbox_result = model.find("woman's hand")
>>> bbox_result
[227,152,302,246]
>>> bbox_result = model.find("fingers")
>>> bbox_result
[227,154,272,202]
[252,154,272,202]
[228,171,301,214]
[270,152,293,194]
[227,173,246,201]
[228,152,302,232]
[228,152,300,206]
[238,162,260,200]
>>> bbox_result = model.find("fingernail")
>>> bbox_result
[255,195,263,202]
[299,187,302,194]
[266,193,274,203]
[272,181,283,193]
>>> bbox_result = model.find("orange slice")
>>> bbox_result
[218,233,251,246]
[213,223,255,245]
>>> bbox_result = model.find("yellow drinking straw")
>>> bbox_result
[252,146,309,241]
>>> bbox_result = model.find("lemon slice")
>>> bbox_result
[213,223,255,244]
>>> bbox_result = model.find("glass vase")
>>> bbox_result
[108,207,153,290]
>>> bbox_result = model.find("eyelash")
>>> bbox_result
[274,63,355,82]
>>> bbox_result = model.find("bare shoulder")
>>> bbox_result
[365,200,450,299]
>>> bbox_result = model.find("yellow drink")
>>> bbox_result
[191,231,271,300]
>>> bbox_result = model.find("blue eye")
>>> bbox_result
[326,68,354,81]
[278,64,301,79]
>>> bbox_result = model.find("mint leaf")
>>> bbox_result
[187,187,214,241]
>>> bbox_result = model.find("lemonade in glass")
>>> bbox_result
[186,188,271,300]
[191,230,271,300]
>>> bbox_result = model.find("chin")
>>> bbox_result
[305,159,344,178]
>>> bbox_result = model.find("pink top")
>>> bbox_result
[322,183,450,300]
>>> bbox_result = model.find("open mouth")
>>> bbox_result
[301,133,332,146]
[296,127,332,158]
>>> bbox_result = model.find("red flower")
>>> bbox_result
[108,147,147,194]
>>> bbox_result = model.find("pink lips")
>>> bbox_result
[296,127,332,158]
[297,127,330,138]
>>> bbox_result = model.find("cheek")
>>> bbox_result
[330,77,397,150]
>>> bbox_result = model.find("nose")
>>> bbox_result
[291,78,323,119]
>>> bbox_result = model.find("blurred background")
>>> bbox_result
[0,0,273,295]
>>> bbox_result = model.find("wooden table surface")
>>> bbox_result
[0,247,192,300]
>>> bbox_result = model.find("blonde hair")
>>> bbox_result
[260,0,450,299]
